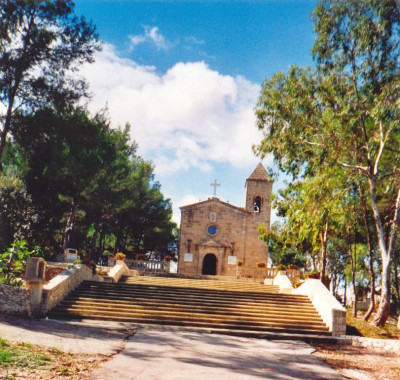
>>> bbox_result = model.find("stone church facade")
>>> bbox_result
[178,163,272,276]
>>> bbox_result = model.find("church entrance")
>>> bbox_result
[202,253,217,275]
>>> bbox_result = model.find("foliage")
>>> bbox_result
[276,263,286,271]
[0,241,37,287]
[82,256,96,275]
[5,109,177,261]
[0,0,100,169]
[255,0,400,326]
[0,174,37,251]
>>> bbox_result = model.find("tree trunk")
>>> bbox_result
[0,84,18,172]
[360,187,375,321]
[371,184,400,326]
[91,224,99,257]
[319,222,329,280]
[369,176,391,326]
[344,277,347,307]
[350,245,357,318]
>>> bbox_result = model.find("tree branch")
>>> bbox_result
[337,161,369,173]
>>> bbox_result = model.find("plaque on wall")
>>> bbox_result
[184,253,193,262]
[228,256,237,265]
[209,212,217,222]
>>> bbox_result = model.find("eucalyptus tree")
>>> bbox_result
[0,0,99,170]
[255,0,400,325]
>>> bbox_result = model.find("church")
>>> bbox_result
[178,163,273,276]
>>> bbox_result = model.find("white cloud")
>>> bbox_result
[129,26,170,51]
[80,43,266,178]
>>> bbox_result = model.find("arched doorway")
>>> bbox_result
[202,253,217,275]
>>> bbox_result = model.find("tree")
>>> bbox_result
[0,0,99,169]
[0,174,37,251]
[8,107,116,255]
[255,0,400,325]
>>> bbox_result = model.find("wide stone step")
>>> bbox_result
[122,276,280,292]
[80,281,309,303]
[72,287,315,308]
[52,312,330,335]
[58,304,327,326]
[59,298,323,321]
[68,292,318,316]
[49,277,330,336]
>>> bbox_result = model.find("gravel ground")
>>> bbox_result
[314,343,400,380]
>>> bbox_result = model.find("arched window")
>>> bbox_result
[254,196,262,213]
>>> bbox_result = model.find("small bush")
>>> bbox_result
[115,252,126,260]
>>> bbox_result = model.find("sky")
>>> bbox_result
[74,0,318,224]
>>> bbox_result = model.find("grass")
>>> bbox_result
[345,308,400,339]
[0,338,53,369]
[0,336,104,379]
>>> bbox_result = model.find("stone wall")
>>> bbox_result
[41,264,103,315]
[350,336,400,352]
[45,265,66,282]
[0,284,32,317]
[107,260,131,282]
[294,278,347,336]
[179,199,249,276]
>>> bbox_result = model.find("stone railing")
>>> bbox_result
[126,260,171,275]
[236,267,300,283]
[107,260,132,282]
[41,264,103,315]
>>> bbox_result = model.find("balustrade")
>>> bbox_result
[126,259,171,275]
[236,267,300,283]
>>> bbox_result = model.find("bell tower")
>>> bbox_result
[244,163,273,266]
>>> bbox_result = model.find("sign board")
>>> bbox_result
[228,256,237,265]
[209,212,217,222]
[184,253,193,262]
[64,248,79,263]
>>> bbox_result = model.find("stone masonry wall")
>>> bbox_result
[41,264,101,315]
[179,199,248,276]
[244,179,271,267]
[0,284,32,317]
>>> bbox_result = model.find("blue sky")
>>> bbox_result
[74,0,317,224]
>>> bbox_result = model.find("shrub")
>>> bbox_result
[0,240,36,287]
[115,252,126,260]
[276,263,287,271]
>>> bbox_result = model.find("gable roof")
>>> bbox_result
[180,197,248,215]
[247,163,270,181]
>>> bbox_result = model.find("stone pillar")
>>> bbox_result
[24,257,47,317]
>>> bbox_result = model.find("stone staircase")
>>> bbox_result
[49,276,330,336]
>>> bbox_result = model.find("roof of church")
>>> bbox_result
[180,197,248,214]
[247,163,270,181]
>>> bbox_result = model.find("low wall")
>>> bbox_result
[41,264,103,315]
[237,267,300,283]
[0,284,32,317]
[108,260,131,282]
[273,272,293,293]
[350,336,400,352]
[294,279,346,336]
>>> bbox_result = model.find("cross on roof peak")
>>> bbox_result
[210,179,220,196]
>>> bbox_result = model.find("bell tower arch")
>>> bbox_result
[244,163,273,266]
